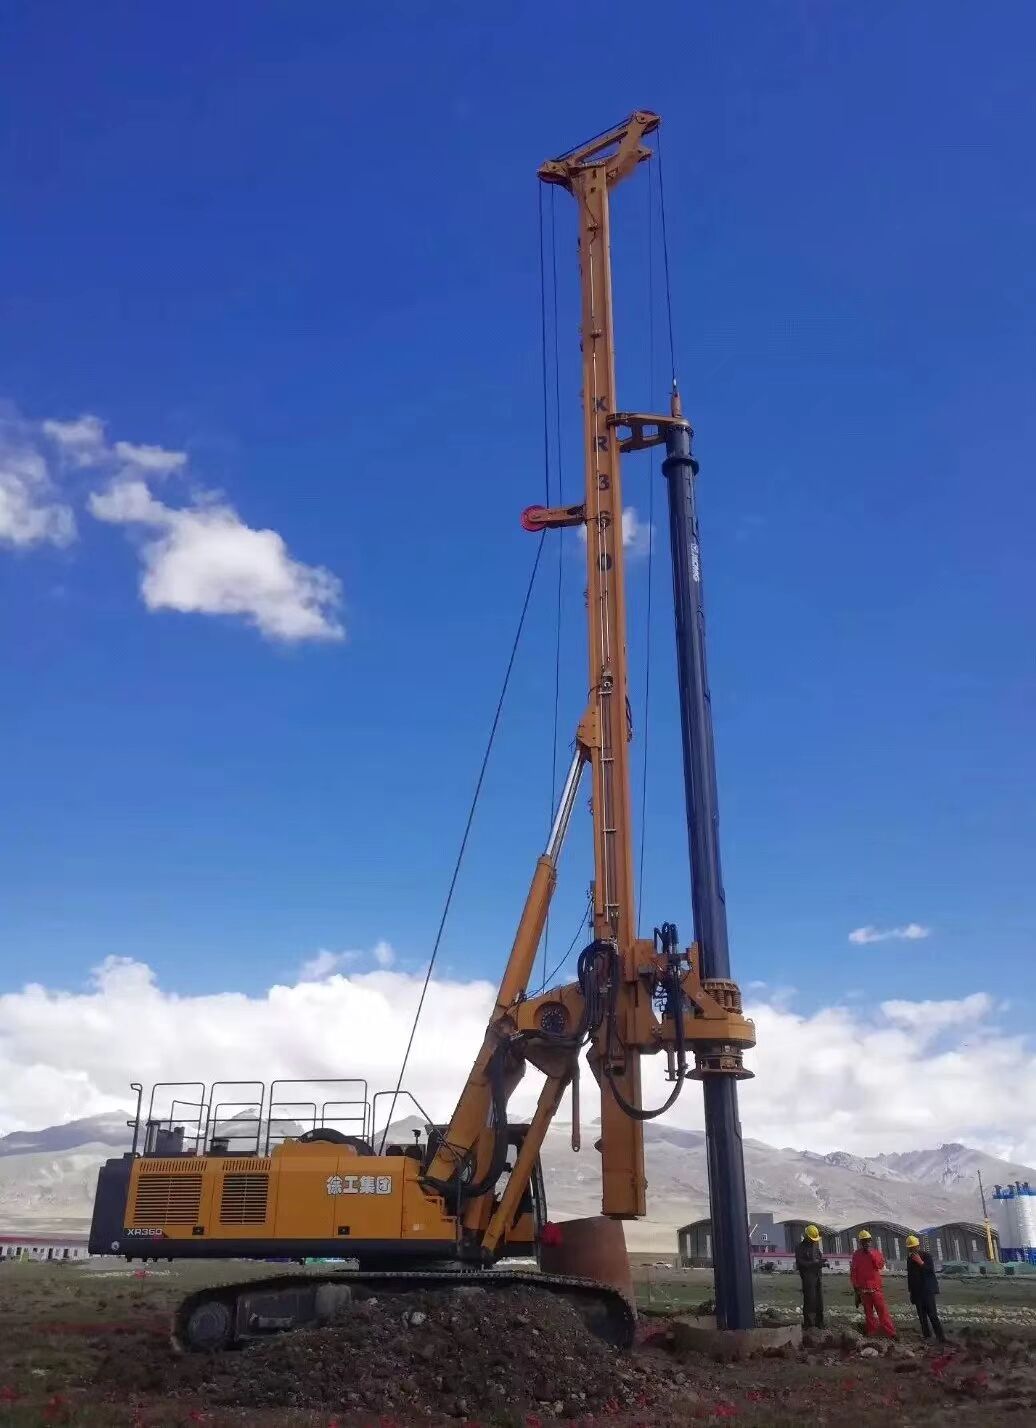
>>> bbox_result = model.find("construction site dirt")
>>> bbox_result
[2,1262,1036,1425]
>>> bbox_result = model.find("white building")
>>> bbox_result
[0,1232,89,1262]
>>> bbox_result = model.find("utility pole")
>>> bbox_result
[978,1170,998,1262]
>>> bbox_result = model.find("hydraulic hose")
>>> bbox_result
[602,939,688,1122]
[421,1045,512,1203]
[517,939,610,1057]
[427,941,615,1206]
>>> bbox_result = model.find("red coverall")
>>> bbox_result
[850,1246,896,1338]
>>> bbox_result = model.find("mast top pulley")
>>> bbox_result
[538,111,660,189]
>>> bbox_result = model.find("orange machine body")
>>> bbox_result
[93,1117,541,1264]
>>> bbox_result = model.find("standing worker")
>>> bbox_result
[850,1229,896,1338]
[795,1224,825,1328]
[905,1234,946,1344]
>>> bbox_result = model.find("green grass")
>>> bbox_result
[633,1262,1036,1327]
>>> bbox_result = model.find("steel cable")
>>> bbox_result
[379,535,546,1151]
[637,155,657,936]
[656,122,679,390]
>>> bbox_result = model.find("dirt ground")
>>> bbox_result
[0,1260,1034,1426]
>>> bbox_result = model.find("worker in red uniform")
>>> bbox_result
[850,1229,896,1338]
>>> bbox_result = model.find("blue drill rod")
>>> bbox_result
[662,414,756,1331]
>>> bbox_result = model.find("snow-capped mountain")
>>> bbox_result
[539,1122,1035,1249]
[868,1144,1033,1193]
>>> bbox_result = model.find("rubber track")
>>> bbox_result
[175,1267,636,1349]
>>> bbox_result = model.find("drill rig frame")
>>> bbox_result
[428,112,754,1259]
[89,112,756,1349]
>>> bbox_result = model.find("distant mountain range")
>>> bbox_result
[2,1110,1032,1251]
[539,1121,1035,1249]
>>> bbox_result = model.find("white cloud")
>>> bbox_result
[297,944,393,980]
[738,993,1034,1159]
[578,506,653,560]
[42,414,108,467]
[112,440,187,475]
[0,955,496,1137]
[620,506,653,557]
[297,949,358,981]
[0,959,1033,1166]
[43,414,185,478]
[88,476,343,642]
[848,923,931,945]
[88,477,161,525]
[5,402,344,643]
[0,419,76,548]
[880,992,992,1032]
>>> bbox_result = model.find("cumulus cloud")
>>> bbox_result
[89,476,343,642]
[738,993,1034,1160]
[297,942,394,980]
[0,417,76,548]
[42,414,108,468]
[620,506,653,557]
[43,413,187,478]
[880,993,992,1032]
[0,958,1033,1165]
[849,923,931,945]
[298,949,358,981]
[0,401,344,643]
[0,954,496,1137]
[579,506,653,560]
[112,440,187,475]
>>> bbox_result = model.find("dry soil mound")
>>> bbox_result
[189,1285,657,1422]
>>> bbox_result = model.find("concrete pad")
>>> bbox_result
[672,1315,802,1362]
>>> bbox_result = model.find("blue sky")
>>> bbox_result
[2,0,1033,1047]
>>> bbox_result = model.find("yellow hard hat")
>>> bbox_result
[805,1224,821,1241]
[858,1229,872,1241]
[905,1234,920,1249]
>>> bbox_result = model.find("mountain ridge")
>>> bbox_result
[2,1113,1031,1251]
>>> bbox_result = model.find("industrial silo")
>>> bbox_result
[992,1182,1036,1263]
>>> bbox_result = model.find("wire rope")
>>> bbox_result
[379,535,546,1151]
[549,185,565,875]
[536,896,592,997]
[537,181,554,986]
[636,156,658,936]
[656,123,679,391]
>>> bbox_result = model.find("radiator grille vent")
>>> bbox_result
[219,1173,270,1225]
[131,1174,203,1225]
[222,1158,271,1174]
[141,1159,199,1174]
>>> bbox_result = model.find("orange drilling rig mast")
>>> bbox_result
[537,115,654,1218]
